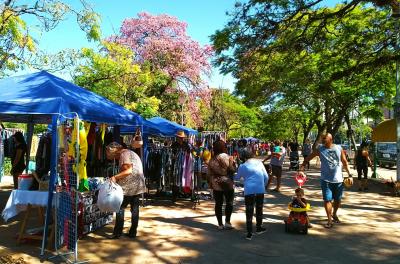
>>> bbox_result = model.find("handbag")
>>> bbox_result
[217,156,236,180]
[131,127,143,149]
[213,156,234,191]
[215,176,233,191]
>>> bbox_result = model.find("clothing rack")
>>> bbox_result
[200,131,226,150]
[0,128,26,179]
[144,144,199,206]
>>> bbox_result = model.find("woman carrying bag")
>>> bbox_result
[207,140,237,230]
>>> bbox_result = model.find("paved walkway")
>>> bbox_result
[0,161,399,263]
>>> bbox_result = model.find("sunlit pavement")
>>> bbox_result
[0,162,399,264]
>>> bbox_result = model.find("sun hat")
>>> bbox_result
[176,130,187,138]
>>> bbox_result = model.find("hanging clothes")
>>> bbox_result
[36,133,52,180]
[0,129,8,178]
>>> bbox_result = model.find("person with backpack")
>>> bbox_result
[354,141,372,191]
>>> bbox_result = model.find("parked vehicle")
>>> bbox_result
[375,143,397,168]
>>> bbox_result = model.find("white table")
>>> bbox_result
[1,190,55,246]
[2,190,50,222]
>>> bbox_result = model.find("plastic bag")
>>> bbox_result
[97,179,123,212]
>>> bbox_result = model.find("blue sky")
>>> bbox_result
[25,0,341,90]
[34,0,239,90]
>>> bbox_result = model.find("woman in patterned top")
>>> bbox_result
[207,140,237,230]
[106,142,146,239]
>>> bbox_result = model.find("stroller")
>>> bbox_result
[289,151,299,170]
[284,172,311,234]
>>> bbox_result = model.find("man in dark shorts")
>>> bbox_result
[300,133,353,228]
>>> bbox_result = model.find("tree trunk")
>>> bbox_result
[313,120,326,151]
[345,113,358,152]
[302,120,315,144]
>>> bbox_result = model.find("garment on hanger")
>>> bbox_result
[35,133,52,180]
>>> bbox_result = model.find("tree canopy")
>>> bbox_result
[0,0,100,75]
[212,2,397,139]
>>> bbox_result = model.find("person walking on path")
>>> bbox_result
[11,131,27,189]
[302,139,312,170]
[235,149,269,240]
[300,133,353,228]
[106,142,146,239]
[354,141,372,191]
[264,140,286,192]
[207,140,237,230]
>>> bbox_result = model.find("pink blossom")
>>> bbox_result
[110,12,213,88]
[108,12,214,127]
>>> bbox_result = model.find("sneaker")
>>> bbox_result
[108,234,121,239]
[256,227,267,234]
[224,222,234,230]
[245,233,253,240]
[217,225,224,230]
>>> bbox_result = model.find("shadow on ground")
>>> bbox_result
[0,161,399,263]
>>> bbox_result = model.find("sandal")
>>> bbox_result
[332,215,341,224]
[324,222,333,229]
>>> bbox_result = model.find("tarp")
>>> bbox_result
[0,71,144,253]
[0,71,143,125]
[245,137,259,142]
[371,119,396,142]
[121,116,197,137]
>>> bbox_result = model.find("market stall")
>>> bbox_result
[121,117,199,202]
[0,71,144,262]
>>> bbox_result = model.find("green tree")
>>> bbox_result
[73,41,162,117]
[213,4,396,140]
[0,0,100,75]
[201,89,261,138]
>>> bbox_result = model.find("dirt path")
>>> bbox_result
[1,162,399,264]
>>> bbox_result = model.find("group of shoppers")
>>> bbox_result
[208,133,366,236]
[207,139,268,240]
[61,131,368,240]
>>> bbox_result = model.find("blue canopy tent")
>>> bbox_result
[121,116,197,137]
[121,117,197,183]
[147,117,197,136]
[0,71,144,255]
[0,71,143,125]
[245,137,259,143]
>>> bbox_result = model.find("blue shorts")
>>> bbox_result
[320,180,343,202]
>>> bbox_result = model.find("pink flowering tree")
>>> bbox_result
[109,12,213,126]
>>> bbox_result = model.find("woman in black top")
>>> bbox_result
[354,141,372,191]
[11,132,27,189]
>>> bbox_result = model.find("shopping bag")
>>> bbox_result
[97,179,123,212]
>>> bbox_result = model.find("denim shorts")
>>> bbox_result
[320,180,343,201]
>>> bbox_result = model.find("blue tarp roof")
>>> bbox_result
[0,71,143,125]
[245,137,259,142]
[121,116,197,137]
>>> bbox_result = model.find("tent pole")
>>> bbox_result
[41,115,58,256]
[25,119,34,173]
[373,143,377,179]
